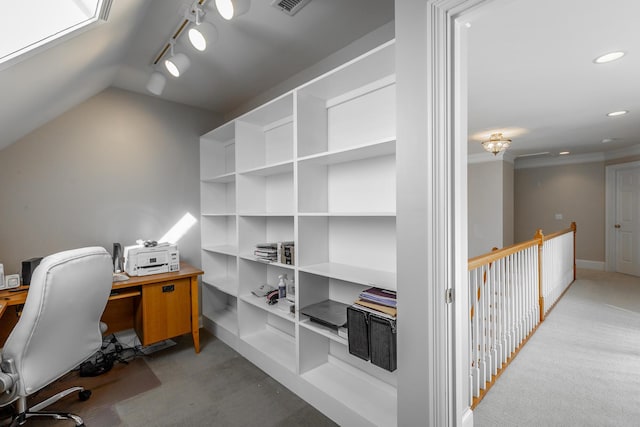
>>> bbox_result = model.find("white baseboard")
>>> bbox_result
[576,259,604,271]
[462,407,474,427]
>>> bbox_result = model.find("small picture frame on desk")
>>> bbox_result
[4,274,20,289]
[5,274,20,289]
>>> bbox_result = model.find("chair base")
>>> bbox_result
[9,386,90,426]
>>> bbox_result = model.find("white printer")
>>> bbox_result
[124,243,180,276]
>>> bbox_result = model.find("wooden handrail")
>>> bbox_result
[468,238,539,270]
[543,225,574,241]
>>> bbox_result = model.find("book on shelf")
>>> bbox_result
[359,287,396,308]
[253,243,278,262]
[354,299,397,318]
[278,241,295,265]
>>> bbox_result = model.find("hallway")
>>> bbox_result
[473,269,640,426]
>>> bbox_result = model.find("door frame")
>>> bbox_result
[605,160,640,272]
[396,1,511,426]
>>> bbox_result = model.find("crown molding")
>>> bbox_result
[604,143,640,161]
[514,152,604,169]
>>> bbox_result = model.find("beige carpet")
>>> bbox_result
[474,269,640,426]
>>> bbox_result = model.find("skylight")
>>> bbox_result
[0,0,109,67]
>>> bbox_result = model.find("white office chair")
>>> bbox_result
[0,247,113,426]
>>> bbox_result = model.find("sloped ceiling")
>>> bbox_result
[0,0,394,151]
[0,0,154,151]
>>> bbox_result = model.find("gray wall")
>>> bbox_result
[468,159,514,257]
[514,161,605,262]
[0,88,221,275]
[503,160,514,247]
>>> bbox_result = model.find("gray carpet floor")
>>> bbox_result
[473,269,640,427]
[17,331,337,427]
[113,332,338,427]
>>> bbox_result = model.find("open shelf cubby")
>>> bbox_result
[202,283,238,335]
[201,215,237,254]
[236,93,294,173]
[200,121,235,179]
[239,301,296,374]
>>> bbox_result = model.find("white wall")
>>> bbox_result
[468,158,515,257]
[0,88,221,274]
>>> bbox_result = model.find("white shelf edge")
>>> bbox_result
[326,74,396,109]
[202,277,238,296]
[299,317,348,346]
[204,307,238,334]
[298,262,396,291]
[298,212,396,217]
[202,245,238,256]
[240,293,296,322]
[202,212,237,217]
[237,160,294,176]
[241,327,296,373]
[238,212,295,217]
[297,137,396,165]
[263,115,293,132]
[301,356,397,427]
[201,172,236,183]
[238,255,296,270]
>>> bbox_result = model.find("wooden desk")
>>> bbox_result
[0,262,203,353]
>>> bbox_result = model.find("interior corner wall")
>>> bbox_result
[0,88,222,274]
[514,161,605,262]
[468,160,506,257]
[503,160,514,247]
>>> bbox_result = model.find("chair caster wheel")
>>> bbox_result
[78,390,92,401]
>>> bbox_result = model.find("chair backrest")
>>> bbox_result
[2,247,112,396]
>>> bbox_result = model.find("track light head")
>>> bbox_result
[215,0,250,20]
[146,71,167,95]
[188,21,218,51]
[164,52,191,77]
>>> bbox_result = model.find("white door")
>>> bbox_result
[615,166,640,276]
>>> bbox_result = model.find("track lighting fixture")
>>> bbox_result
[146,0,251,96]
[146,71,167,95]
[214,0,250,20]
[187,5,218,51]
[164,40,191,77]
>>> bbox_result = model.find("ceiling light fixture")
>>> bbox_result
[607,110,628,117]
[164,40,191,77]
[481,132,511,155]
[559,151,570,155]
[593,51,625,64]
[187,5,218,51]
[146,71,167,95]
[215,0,250,20]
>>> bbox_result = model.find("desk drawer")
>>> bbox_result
[136,278,192,345]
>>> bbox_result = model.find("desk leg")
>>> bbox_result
[190,276,200,353]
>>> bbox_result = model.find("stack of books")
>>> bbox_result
[278,241,295,265]
[254,243,278,262]
[353,287,397,318]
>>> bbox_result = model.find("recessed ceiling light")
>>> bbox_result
[607,110,628,117]
[559,151,570,155]
[602,138,618,143]
[593,51,625,64]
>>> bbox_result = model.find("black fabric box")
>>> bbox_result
[347,305,370,361]
[369,314,397,372]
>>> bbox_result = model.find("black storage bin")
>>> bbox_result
[369,314,397,372]
[347,306,370,361]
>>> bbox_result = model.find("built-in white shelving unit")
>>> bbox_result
[200,40,396,427]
